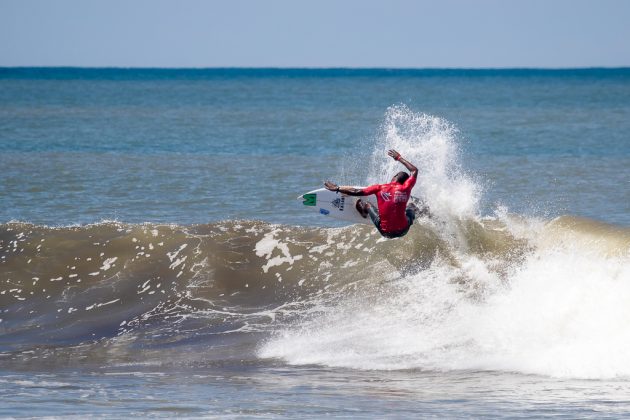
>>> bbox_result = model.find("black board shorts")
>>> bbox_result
[367,205,416,239]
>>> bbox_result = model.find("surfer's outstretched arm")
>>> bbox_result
[388,149,418,178]
[324,181,366,196]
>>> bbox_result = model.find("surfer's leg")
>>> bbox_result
[355,199,369,218]
[362,202,387,236]
[405,207,416,226]
[366,203,381,227]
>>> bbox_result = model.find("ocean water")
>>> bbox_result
[1,68,630,417]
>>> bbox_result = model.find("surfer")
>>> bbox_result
[324,149,423,239]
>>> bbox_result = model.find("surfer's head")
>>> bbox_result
[392,171,409,184]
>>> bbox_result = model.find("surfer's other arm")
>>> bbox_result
[324,150,417,196]
[324,181,366,196]
[388,149,418,178]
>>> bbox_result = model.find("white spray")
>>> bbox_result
[260,106,630,380]
[367,105,480,220]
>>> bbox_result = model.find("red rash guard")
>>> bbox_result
[362,175,416,233]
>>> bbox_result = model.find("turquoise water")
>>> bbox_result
[1,68,630,418]
[1,68,629,225]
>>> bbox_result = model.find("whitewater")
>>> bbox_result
[260,107,630,379]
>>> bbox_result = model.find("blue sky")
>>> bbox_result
[1,0,629,68]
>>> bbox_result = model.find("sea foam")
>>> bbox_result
[259,107,630,379]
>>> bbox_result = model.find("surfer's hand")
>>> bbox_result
[388,149,401,161]
[324,181,339,192]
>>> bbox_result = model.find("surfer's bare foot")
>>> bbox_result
[356,199,369,218]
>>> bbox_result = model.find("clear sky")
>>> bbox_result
[1,0,629,68]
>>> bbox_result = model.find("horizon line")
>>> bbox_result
[2,66,630,71]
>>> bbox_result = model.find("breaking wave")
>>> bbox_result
[2,106,629,379]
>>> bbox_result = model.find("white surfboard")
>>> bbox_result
[297,187,377,225]
[298,188,430,225]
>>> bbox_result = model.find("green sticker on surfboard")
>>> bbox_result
[302,193,317,206]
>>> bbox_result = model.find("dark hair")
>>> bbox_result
[393,171,409,184]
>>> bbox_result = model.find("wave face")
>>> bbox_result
[2,215,629,377]
[2,107,629,379]
[0,215,524,359]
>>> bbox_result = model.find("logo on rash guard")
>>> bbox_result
[394,191,408,203]
[380,192,391,201]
